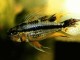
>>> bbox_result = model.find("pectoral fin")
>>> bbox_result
[31,41,42,48]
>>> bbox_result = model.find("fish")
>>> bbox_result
[8,14,79,52]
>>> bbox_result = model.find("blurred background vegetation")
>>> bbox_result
[0,0,54,60]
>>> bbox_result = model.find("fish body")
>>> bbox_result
[8,14,79,52]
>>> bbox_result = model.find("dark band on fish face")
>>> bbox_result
[8,22,27,35]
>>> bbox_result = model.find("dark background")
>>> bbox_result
[56,41,80,60]
[0,37,80,60]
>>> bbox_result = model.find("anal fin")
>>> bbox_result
[49,31,71,38]
[49,32,67,37]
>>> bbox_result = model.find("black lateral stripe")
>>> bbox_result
[11,25,63,32]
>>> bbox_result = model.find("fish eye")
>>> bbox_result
[7,28,13,35]
[12,32,18,35]
[7,30,17,35]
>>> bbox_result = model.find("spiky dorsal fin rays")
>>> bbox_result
[53,13,63,23]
